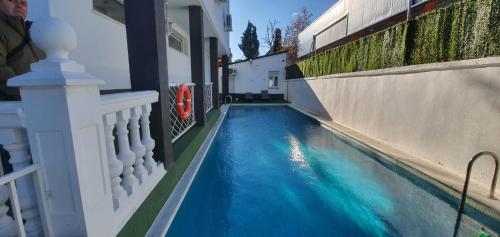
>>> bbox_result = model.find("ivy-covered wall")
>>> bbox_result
[286,0,500,79]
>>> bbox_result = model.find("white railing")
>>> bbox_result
[169,83,196,142]
[0,102,46,237]
[205,82,213,113]
[101,91,167,232]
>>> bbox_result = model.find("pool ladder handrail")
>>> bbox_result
[224,95,233,105]
[453,151,499,237]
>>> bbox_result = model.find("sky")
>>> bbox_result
[230,0,336,60]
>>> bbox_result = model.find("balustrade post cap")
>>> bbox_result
[31,17,77,61]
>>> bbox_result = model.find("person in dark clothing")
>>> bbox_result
[0,0,44,101]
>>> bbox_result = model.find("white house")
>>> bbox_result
[228,52,288,100]
[298,0,428,58]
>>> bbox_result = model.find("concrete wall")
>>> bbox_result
[229,53,287,94]
[287,57,500,190]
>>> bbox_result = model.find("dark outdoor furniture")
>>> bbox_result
[244,92,253,100]
[261,90,270,100]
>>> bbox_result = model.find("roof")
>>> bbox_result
[229,51,288,65]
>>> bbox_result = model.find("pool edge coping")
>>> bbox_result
[145,105,231,237]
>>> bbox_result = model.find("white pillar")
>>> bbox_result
[8,18,114,237]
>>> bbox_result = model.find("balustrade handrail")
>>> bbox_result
[101,91,159,114]
[0,164,40,186]
[0,102,24,128]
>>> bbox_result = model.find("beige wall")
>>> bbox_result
[287,57,500,190]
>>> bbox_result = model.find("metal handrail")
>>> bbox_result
[453,151,499,237]
[224,95,233,104]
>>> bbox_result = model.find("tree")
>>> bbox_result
[272,28,283,53]
[238,21,260,59]
[263,19,278,52]
[263,20,284,55]
[283,7,312,64]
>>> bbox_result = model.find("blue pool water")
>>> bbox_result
[167,106,496,237]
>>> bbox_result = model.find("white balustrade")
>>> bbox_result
[116,110,140,195]
[0,184,16,236]
[101,92,167,231]
[0,102,45,236]
[4,134,42,236]
[169,83,196,142]
[141,104,156,174]
[103,113,127,209]
[130,107,147,183]
[101,92,167,233]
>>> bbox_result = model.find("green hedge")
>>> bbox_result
[286,0,500,79]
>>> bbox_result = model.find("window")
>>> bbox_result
[169,33,184,53]
[268,72,279,88]
[93,0,125,24]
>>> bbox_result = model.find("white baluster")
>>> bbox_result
[130,107,147,183]
[103,113,127,209]
[116,110,139,195]
[0,185,16,237]
[4,130,42,236]
[141,104,156,174]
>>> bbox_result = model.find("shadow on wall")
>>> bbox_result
[287,79,332,121]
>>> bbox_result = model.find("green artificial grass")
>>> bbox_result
[117,109,221,237]
[286,0,500,79]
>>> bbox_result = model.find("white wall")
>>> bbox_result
[29,2,218,88]
[167,48,192,84]
[204,39,211,84]
[229,53,287,94]
[167,15,192,84]
[298,0,413,57]
[287,57,500,191]
[29,0,131,90]
[200,0,230,55]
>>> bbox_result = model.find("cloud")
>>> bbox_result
[292,12,299,17]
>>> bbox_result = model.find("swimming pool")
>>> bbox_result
[167,106,499,237]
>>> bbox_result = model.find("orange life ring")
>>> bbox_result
[175,84,192,121]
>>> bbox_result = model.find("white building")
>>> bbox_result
[228,52,288,100]
[29,0,232,91]
[298,0,427,58]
